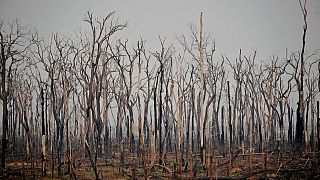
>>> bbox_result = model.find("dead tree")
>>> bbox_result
[304,50,320,151]
[207,58,225,150]
[226,53,238,149]
[227,81,232,158]
[140,46,155,155]
[100,55,114,164]
[317,101,320,151]
[296,0,308,151]
[244,51,266,153]
[73,11,125,179]
[172,74,183,174]
[178,12,218,166]
[29,47,49,175]
[110,75,126,168]
[151,38,174,165]
[0,20,33,170]
[45,34,75,176]
[113,39,138,154]
[225,50,246,151]
[198,12,206,165]
[15,72,37,178]
[173,44,188,174]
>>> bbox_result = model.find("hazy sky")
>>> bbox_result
[1,0,320,60]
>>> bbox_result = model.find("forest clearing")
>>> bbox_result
[1,0,320,179]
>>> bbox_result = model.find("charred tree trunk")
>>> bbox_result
[158,62,164,165]
[221,106,225,157]
[227,81,232,151]
[1,96,8,170]
[317,101,319,152]
[288,105,293,145]
[1,40,8,169]
[128,105,135,153]
[41,88,46,175]
[153,74,159,160]
[57,121,64,176]
[296,0,307,151]
[103,79,109,165]
[143,101,150,150]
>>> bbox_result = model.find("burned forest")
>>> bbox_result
[1,1,320,179]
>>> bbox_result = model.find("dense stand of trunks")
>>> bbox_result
[1,1,320,179]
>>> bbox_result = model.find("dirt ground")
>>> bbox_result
[2,150,320,179]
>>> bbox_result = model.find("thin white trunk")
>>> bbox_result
[199,12,206,164]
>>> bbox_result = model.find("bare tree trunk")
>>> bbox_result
[199,12,206,165]
[103,79,109,165]
[1,97,8,170]
[317,101,319,152]
[296,0,308,151]
[41,88,46,176]
[158,62,164,165]
[310,91,315,151]
[306,98,310,151]
[128,105,135,153]
[227,81,232,155]
[0,46,8,169]
[173,90,182,175]
[288,104,293,144]
[249,96,254,178]
[189,87,194,178]
[153,73,159,161]
[221,106,225,157]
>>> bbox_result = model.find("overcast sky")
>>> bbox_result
[1,0,320,60]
